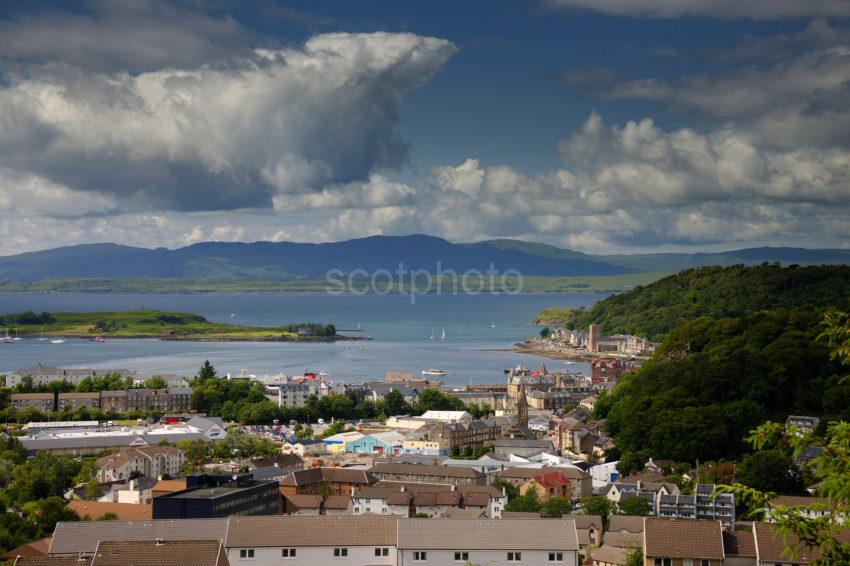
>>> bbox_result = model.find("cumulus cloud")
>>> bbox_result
[545,0,850,20]
[0,32,457,215]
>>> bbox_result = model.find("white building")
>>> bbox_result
[48,515,580,566]
[6,367,135,387]
[419,410,473,422]
[96,445,185,482]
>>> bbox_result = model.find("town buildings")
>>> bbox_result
[46,516,580,566]
[152,473,280,519]
[19,416,225,455]
[5,367,136,388]
[368,463,486,486]
[12,387,193,414]
[351,481,507,518]
[279,468,376,496]
[96,445,185,482]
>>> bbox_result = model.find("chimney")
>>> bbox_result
[155,538,164,546]
[451,484,456,492]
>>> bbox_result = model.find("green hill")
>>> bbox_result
[536,263,850,341]
[595,307,849,471]
[0,310,338,341]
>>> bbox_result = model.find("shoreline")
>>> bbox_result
[504,338,650,363]
[15,333,368,343]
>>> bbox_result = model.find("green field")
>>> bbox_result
[0,310,340,341]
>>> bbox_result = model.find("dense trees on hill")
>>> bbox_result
[558,263,850,340]
[595,307,848,472]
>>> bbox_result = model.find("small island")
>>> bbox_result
[0,310,353,342]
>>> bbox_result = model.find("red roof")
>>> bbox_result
[532,472,569,489]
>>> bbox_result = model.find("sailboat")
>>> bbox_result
[2,329,12,343]
[429,329,435,340]
[440,328,446,340]
[491,320,496,328]
[12,329,22,342]
[38,326,47,341]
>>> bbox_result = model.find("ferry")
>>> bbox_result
[421,369,446,376]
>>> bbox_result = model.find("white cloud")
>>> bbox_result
[545,0,850,19]
[0,32,457,215]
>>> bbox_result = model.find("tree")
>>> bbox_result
[539,326,550,338]
[84,478,103,500]
[618,496,650,516]
[320,420,347,438]
[736,449,805,496]
[505,490,541,513]
[581,496,612,529]
[624,549,643,566]
[197,360,217,381]
[542,496,572,518]
[143,376,166,390]
[491,477,517,500]
[296,425,314,440]
[382,389,408,417]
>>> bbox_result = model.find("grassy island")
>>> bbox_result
[0,310,343,341]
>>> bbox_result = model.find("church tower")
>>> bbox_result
[516,378,529,427]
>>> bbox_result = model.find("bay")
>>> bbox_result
[0,293,604,385]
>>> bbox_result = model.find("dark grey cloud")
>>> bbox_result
[0,0,260,74]
[545,0,850,20]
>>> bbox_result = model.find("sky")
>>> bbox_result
[0,0,849,255]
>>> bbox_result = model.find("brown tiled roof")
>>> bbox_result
[280,467,375,487]
[590,545,629,565]
[323,495,352,509]
[397,518,579,550]
[49,519,228,555]
[13,557,83,566]
[67,501,152,521]
[91,540,228,566]
[501,511,541,519]
[368,463,483,478]
[753,522,850,563]
[723,530,756,557]
[771,495,843,509]
[13,393,54,400]
[283,494,323,509]
[225,516,397,547]
[247,454,304,469]
[498,465,587,481]
[444,508,486,519]
[644,517,724,559]
[2,537,52,560]
[572,515,603,530]
[607,515,645,533]
[602,531,643,549]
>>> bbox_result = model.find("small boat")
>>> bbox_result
[491,320,496,328]
[38,326,47,341]
[95,337,106,343]
[440,328,446,340]
[50,339,66,344]
[422,369,446,376]
[429,329,435,340]
[2,329,11,343]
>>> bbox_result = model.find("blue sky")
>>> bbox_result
[0,1,848,254]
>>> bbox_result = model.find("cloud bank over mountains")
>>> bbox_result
[0,2,848,254]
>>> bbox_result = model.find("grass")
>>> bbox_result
[0,310,338,341]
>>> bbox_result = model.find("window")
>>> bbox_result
[454,552,469,561]
[239,549,254,559]
[281,549,296,558]
[508,552,523,562]
[413,551,428,561]
[653,560,672,566]
[333,548,348,557]
[375,548,389,557]
[549,552,563,562]
[683,561,693,566]
[701,562,710,566]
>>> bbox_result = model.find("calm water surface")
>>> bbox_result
[0,293,604,385]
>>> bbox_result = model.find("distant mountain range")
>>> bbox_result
[0,234,848,283]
